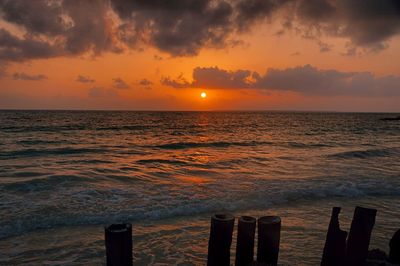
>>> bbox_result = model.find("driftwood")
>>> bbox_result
[105,223,133,266]
[345,206,377,266]
[235,216,256,266]
[321,207,348,266]
[207,214,235,266]
[257,216,281,265]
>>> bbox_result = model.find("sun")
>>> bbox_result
[201,92,207,98]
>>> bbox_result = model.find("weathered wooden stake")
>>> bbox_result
[105,223,133,266]
[389,229,400,264]
[321,207,347,266]
[345,206,377,266]
[235,216,256,266]
[207,214,235,266]
[257,216,281,265]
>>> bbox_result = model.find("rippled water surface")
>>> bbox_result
[0,111,399,265]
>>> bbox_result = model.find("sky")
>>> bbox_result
[0,0,399,111]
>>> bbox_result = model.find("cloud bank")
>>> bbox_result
[0,0,399,62]
[162,65,400,97]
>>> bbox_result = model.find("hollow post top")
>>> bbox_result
[212,213,234,222]
[105,223,132,233]
[258,216,281,224]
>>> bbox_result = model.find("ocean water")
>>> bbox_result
[0,110,399,265]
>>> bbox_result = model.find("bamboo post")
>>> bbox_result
[207,214,235,266]
[321,207,347,266]
[235,216,256,266]
[105,223,133,266]
[389,229,400,263]
[345,206,377,266]
[257,216,281,265]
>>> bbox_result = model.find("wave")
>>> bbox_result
[151,140,272,150]
[17,139,68,145]
[0,125,87,133]
[136,159,190,165]
[95,125,151,131]
[0,147,108,159]
[1,178,399,240]
[1,174,91,192]
[329,147,400,159]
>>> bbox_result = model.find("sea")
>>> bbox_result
[0,110,399,265]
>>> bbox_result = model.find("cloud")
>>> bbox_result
[0,29,60,61]
[137,78,153,90]
[88,86,118,98]
[139,79,153,86]
[112,77,130,89]
[0,0,399,60]
[162,65,400,97]
[13,72,47,81]
[76,75,95,83]
[0,0,121,62]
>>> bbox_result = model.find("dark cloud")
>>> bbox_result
[162,65,400,97]
[113,77,130,89]
[111,0,235,56]
[138,78,153,90]
[13,72,47,81]
[0,0,399,61]
[139,79,153,86]
[0,0,120,62]
[76,75,95,83]
[0,29,60,61]
[161,75,191,89]
[292,0,400,51]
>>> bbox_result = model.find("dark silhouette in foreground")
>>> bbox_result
[104,207,399,266]
[390,229,400,264]
[321,207,347,265]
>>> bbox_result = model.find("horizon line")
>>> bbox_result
[0,108,399,113]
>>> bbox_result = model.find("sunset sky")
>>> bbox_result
[0,0,399,111]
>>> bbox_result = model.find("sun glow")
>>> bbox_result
[201,92,207,98]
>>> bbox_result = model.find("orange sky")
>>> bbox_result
[1,1,399,111]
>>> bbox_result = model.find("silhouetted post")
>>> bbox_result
[389,229,400,263]
[207,214,235,266]
[235,216,256,266]
[257,216,281,265]
[105,223,133,266]
[321,207,347,266]
[345,206,377,266]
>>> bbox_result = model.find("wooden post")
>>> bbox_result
[389,229,400,263]
[207,214,235,266]
[321,207,347,266]
[105,223,133,266]
[235,216,256,266]
[257,216,281,265]
[345,206,377,266]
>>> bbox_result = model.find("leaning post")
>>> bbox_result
[345,206,377,266]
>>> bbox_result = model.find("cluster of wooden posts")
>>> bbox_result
[104,206,400,266]
[207,214,280,266]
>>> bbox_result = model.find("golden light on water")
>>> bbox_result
[201,92,207,98]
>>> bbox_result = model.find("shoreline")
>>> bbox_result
[1,195,398,265]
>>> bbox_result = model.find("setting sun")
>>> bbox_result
[201,92,207,98]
